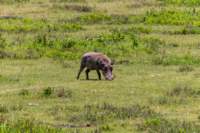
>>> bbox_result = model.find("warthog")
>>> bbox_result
[77,52,114,80]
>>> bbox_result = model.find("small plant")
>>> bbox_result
[144,9,200,25]
[95,31,125,45]
[159,0,200,6]
[0,104,9,113]
[0,34,6,49]
[42,87,54,97]
[70,13,112,24]
[100,124,113,131]
[0,50,8,59]
[130,33,139,49]
[178,65,193,72]
[167,85,194,97]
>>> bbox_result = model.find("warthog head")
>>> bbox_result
[102,64,114,80]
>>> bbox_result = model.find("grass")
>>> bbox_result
[1,59,200,132]
[1,0,200,132]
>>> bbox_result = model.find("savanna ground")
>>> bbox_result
[0,0,200,132]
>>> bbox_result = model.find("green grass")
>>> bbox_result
[1,0,200,132]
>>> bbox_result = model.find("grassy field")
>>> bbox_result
[0,0,200,132]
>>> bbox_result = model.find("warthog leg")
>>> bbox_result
[96,70,101,80]
[77,62,85,80]
[85,69,90,80]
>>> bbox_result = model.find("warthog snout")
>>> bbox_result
[102,66,114,81]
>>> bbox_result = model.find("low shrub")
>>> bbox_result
[42,87,54,97]
[0,105,9,113]
[69,103,160,125]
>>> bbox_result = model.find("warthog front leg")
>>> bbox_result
[85,69,90,80]
[96,70,101,80]
[77,63,85,80]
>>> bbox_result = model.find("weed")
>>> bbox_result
[159,0,200,6]
[0,0,30,4]
[95,32,125,45]
[70,13,141,25]
[152,95,187,105]
[0,105,9,113]
[137,117,200,133]
[0,50,7,59]
[167,85,194,97]
[175,25,200,34]
[0,34,6,49]
[70,13,112,24]
[144,9,200,25]
[119,26,152,34]
[42,87,54,97]
[0,119,65,132]
[178,65,193,72]
[69,103,160,125]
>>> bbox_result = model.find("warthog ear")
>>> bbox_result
[111,59,115,65]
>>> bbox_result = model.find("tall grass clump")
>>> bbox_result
[42,87,55,97]
[0,105,9,113]
[152,54,200,65]
[176,25,200,34]
[159,0,200,6]
[69,103,160,125]
[178,65,193,72]
[63,4,93,12]
[144,9,200,25]
[0,0,30,4]
[70,13,142,25]
[167,85,196,97]
[137,117,200,133]
[0,18,47,32]
[0,34,6,49]
[0,119,65,132]
[152,84,200,105]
